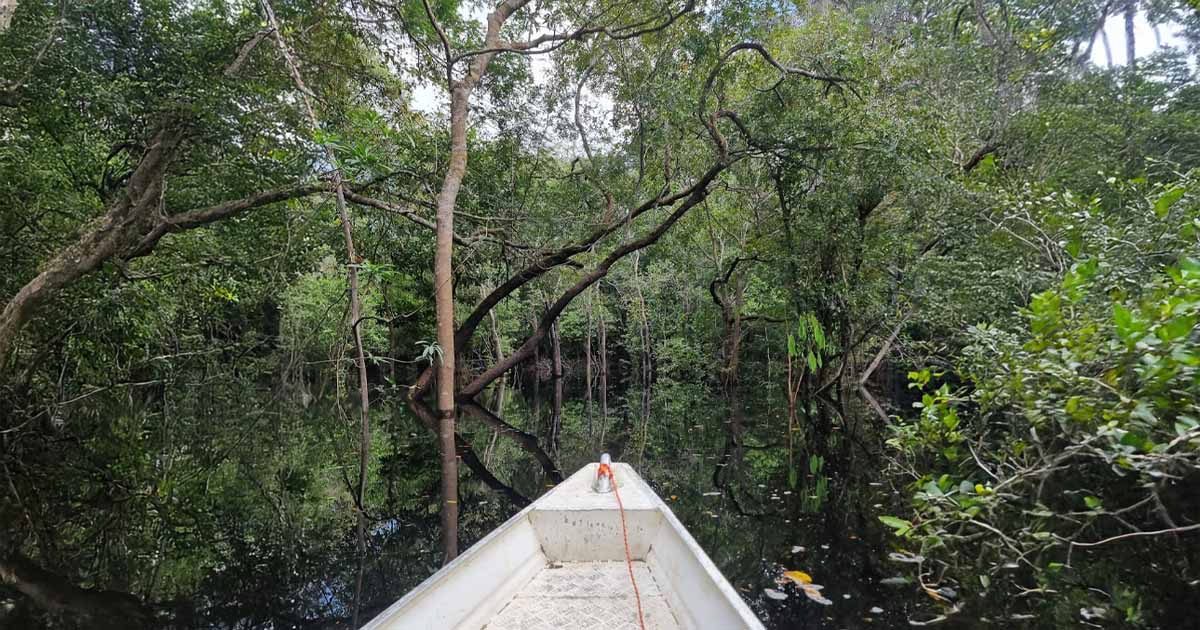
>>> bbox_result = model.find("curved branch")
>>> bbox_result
[1070,523,1200,548]
[451,1,696,64]
[408,160,729,399]
[460,400,563,482]
[126,180,332,258]
[407,400,531,507]
[460,157,730,398]
[699,42,852,160]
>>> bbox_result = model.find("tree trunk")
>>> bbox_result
[433,85,470,564]
[632,252,652,390]
[459,401,563,482]
[1101,27,1114,67]
[1124,0,1136,69]
[551,320,562,380]
[599,316,608,422]
[774,174,802,315]
[585,291,593,421]
[860,316,906,386]
[0,30,311,366]
[408,400,531,507]
[549,318,563,448]
[0,0,17,32]
[489,308,506,414]
[407,162,727,400]
[422,0,531,565]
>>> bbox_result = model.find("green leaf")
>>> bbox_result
[807,350,818,373]
[1113,303,1136,342]
[1154,185,1186,218]
[1158,315,1197,341]
[878,515,913,535]
[1084,496,1102,510]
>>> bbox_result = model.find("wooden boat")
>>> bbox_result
[363,457,765,629]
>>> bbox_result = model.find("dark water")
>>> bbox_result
[1,370,939,629]
[373,376,928,630]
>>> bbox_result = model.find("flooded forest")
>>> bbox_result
[2,0,1199,628]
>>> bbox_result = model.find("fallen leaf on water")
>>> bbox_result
[781,570,813,585]
[764,588,788,600]
[922,585,952,604]
[799,584,833,605]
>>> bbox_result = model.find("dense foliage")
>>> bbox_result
[1,0,1198,628]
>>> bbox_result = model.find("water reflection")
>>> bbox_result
[434,375,920,630]
[2,371,928,629]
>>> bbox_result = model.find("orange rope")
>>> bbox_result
[601,463,646,630]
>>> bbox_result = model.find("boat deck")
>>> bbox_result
[485,561,681,630]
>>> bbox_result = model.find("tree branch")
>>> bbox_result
[451,1,696,64]
[408,160,729,399]
[460,157,730,397]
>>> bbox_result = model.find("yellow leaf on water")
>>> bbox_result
[782,570,813,585]
[923,586,947,603]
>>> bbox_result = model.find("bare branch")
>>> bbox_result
[421,0,453,86]
[700,41,852,159]
[460,157,731,397]
[1071,523,1200,548]
[451,1,696,64]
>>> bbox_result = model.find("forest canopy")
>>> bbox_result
[1,0,1198,628]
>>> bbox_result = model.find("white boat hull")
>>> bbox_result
[362,462,765,629]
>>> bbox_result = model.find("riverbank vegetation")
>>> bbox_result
[1,0,1197,627]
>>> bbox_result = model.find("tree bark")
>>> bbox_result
[585,290,593,418]
[425,0,532,564]
[0,30,311,367]
[0,0,16,32]
[1124,0,1136,69]
[433,84,468,564]
[0,126,182,366]
[599,315,608,421]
